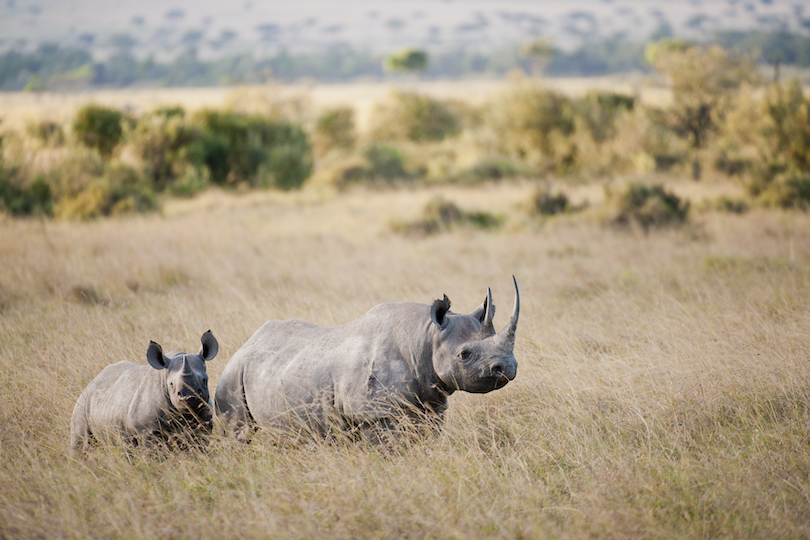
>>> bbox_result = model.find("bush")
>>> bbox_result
[531,188,570,216]
[757,174,810,210]
[314,107,356,155]
[368,92,461,143]
[129,109,205,190]
[391,196,502,235]
[488,83,575,171]
[711,196,750,214]
[363,143,408,183]
[166,166,210,198]
[608,183,689,231]
[720,80,810,208]
[194,110,313,190]
[576,91,635,143]
[26,120,65,146]
[261,123,315,190]
[73,104,125,157]
[383,49,428,73]
[466,157,525,182]
[53,164,156,220]
[0,168,53,216]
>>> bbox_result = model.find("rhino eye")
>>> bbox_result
[459,350,473,362]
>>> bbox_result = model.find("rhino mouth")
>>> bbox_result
[490,368,511,389]
[179,398,213,423]
[490,360,519,387]
[178,395,210,412]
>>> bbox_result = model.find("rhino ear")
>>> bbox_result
[430,294,452,329]
[470,296,495,324]
[198,330,219,362]
[146,341,170,370]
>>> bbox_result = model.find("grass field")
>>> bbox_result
[1,175,809,538]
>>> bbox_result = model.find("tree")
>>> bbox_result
[383,48,428,74]
[646,40,759,179]
[521,38,555,77]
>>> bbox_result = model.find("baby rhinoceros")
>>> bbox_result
[70,330,219,452]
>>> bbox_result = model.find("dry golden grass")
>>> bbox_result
[2,178,810,539]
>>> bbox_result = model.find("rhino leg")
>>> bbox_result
[69,394,92,453]
[215,385,255,443]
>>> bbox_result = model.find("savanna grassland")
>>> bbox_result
[1,175,810,538]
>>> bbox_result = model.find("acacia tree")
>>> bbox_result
[383,48,428,74]
[521,38,555,77]
[646,40,759,179]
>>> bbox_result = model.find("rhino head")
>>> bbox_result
[146,330,219,421]
[430,277,520,394]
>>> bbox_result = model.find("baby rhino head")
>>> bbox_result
[146,330,219,422]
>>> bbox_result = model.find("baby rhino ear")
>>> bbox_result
[146,341,170,370]
[198,330,219,362]
[430,294,452,329]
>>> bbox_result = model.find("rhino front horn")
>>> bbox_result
[496,276,520,350]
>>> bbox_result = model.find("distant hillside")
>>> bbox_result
[0,0,808,89]
[2,0,805,59]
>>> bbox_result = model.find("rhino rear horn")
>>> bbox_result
[477,287,496,338]
[199,330,219,361]
[495,276,520,350]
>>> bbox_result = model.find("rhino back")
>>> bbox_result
[79,361,169,438]
[223,303,433,428]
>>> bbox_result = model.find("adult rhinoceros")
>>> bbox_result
[70,330,219,452]
[216,279,519,442]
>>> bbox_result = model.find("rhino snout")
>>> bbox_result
[489,360,517,383]
[491,364,507,381]
[177,386,208,402]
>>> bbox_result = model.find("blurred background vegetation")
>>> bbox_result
[1,30,810,90]
[2,37,809,220]
[3,0,810,224]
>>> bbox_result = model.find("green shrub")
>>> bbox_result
[105,164,158,215]
[531,188,570,216]
[129,110,205,190]
[609,183,689,231]
[576,91,635,143]
[53,164,156,220]
[466,157,525,182]
[0,168,53,216]
[736,81,810,208]
[166,166,210,198]
[757,174,810,210]
[368,92,461,143]
[488,84,575,171]
[194,110,313,190]
[26,120,65,146]
[383,49,428,73]
[261,123,314,190]
[713,147,751,176]
[363,143,408,183]
[314,107,356,155]
[391,196,502,235]
[154,106,185,119]
[73,104,125,157]
[711,196,750,214]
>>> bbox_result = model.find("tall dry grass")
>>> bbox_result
[1,181,809,538]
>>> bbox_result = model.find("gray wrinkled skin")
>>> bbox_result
[70,330,218,452]
[216,279,519,442]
